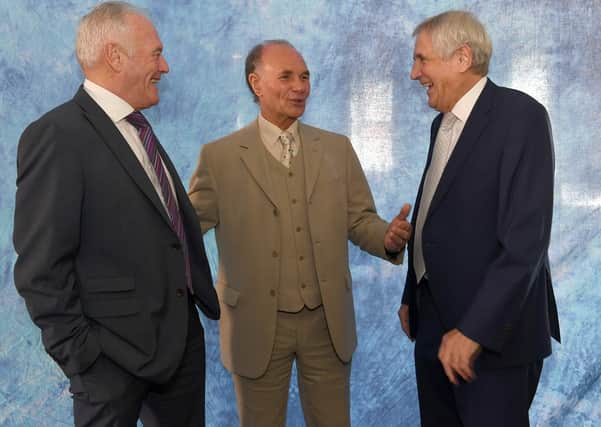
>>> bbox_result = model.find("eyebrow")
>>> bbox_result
[278,69,310,76]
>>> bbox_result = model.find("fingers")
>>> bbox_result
[386,221,411,248]
[441,358,459,385]
[445,353,476,383]
[438,337,458,385]
[438,330,479,385]
[386,231,406,251]
[393,223,412,241]
[393,205,413,240]
[458,363,476,383]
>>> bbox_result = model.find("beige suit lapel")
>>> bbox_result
[299,123,323,201]
[238,120,278,208]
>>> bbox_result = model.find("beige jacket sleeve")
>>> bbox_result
[188,143,219,234]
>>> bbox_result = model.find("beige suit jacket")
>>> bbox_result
[189,120,402,378]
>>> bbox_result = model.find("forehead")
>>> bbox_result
[259,44,308,72]
[413,31,434,56]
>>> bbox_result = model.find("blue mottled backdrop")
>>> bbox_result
[1,0,599,426]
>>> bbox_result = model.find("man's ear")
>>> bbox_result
[105,43,124,72]
[455,44,473,72]
[248,73,261,98]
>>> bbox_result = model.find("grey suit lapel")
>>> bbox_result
[74,87,173,229]
[238,120,278,208]
[299,123,323,201]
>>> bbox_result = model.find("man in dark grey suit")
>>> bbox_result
[13,2,219,426]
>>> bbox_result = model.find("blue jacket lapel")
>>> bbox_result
[427,79,496,219]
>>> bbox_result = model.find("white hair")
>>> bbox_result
[75,1,147,69]
[413,10,492,75]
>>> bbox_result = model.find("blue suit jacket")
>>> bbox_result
[402,79,560,367]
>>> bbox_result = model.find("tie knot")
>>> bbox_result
[126,111,150,130]
[279,132,294,144]
[440,112,457,131]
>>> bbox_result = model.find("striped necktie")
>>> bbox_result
[126,111,193,293]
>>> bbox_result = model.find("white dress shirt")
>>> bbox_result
[441,76,488,164]
[83,79,177,211]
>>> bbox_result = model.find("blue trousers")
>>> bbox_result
[414,281,543,427]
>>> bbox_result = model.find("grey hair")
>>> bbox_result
[413,10,492,75]
[244,39,296,103]
[76,1,147,69]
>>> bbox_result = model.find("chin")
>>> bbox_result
[289,108,305,118]
[146,97,160,108]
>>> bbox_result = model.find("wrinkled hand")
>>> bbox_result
[384,203,412,253]
[398,304,414,341]
[438,329,482,385]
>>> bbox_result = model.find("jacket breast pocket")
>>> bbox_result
[82,277,139,318]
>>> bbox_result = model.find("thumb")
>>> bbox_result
[397,203,412,220]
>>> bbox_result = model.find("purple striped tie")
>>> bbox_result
[126,111,193,293]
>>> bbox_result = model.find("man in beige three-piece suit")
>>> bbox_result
[189,39,412,427]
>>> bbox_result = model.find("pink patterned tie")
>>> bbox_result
[126,111,193,293]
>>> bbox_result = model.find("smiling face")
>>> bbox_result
[248,44,310,130]
[119,14,169,110]
[410,31,466,113]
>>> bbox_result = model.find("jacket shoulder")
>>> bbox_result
[208,121,256,145]
[20,99,91,152]
[301,122,348,142]
[22,98,86,138]
[493,84,547,116]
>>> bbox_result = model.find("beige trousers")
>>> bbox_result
[233,306,351,427]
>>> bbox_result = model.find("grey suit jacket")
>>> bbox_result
[14,87,219,384]
[189,120,401,378]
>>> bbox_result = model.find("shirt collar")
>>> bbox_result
[451,76,488,124]
[83,79,135,123]
[258,114,300,147]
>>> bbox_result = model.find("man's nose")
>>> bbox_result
[410,62,420,80]
[292,77,307,92]
[160,55,170,73]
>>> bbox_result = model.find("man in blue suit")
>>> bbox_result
[398,11,560,427]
